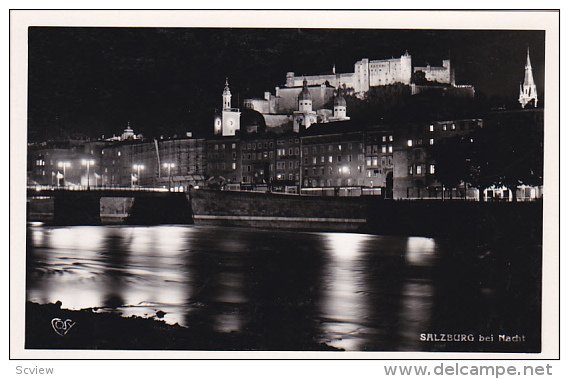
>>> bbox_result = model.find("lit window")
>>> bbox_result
[372,157,378,166]
[312,157,317,164]
[388,145,393,153]
[338,144,342,151]
[389,135,393,141]
[232,162,236,170]
[382,136,387,142]
[442,124,447,131]
[416,165,422,175]
[430,164,435,174]
[451,123,456,130]
[430,138,434,145]
[408,166,413,175]
[429,124,434,132]
[118,151,121,156]
[328,156,333,163]
[381,145,387,153]
[407,139,413,147]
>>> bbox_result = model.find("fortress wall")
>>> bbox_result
[289,74,355,89]
[264,114,291,128]
[414,66,452,84]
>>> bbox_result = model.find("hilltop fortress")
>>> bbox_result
[238,52,474,130]
[285,52,414,92]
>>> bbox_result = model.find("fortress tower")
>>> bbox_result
[519,48,538,108]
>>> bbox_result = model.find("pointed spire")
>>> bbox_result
[526,47,532,68]
[519,47,538,108]
[523,48,535,87]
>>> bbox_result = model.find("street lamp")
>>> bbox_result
[163,162,175,190]
[132,164,145,188]
[57,161,71,187]
[81,159,95,190]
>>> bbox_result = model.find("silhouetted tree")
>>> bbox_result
[475,114,544,202]
[431,135,473,200]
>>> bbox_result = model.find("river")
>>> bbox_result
[26,224,541,352]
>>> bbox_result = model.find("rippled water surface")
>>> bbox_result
[26,225,540,351]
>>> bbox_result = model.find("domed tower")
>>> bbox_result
[293,78,317,132]
[298,78,312,112]
[333,86,347,119]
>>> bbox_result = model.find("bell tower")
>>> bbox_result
[220,78,240,136]
[222,77,232,110]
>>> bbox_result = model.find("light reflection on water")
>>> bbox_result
[27,225,442,350]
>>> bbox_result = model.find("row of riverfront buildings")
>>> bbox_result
[27,49,542,200]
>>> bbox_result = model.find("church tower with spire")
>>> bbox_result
[519,48,538,108]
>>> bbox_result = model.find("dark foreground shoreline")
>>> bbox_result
[25,302,342,351]
[26,298,540,352]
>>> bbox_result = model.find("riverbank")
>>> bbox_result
[28,190,543,240]
[25,302,342,351]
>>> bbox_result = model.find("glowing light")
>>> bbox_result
[405,237,437,266]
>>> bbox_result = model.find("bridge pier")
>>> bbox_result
[53,192,101,225]
[127,192,193,225]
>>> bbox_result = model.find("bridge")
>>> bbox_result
[27,186,193,225]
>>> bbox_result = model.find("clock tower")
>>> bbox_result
[220,78,241,136]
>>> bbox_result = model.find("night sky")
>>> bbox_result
[28,27,545,142]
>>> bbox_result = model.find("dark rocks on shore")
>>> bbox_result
[25,302,343,351]
[155,310,166,319]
